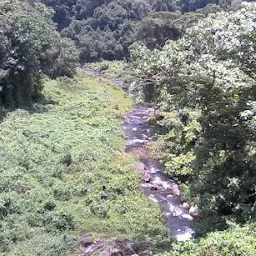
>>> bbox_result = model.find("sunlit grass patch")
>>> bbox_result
[0,71,168,255]
[88,61,127,78]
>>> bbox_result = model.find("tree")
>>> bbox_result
[40,0,240,62]
[132,2,256,232]
[0,0,79,109]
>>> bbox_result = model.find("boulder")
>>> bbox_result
[77,234,94,249]
[150,185,158,191]
[99,252,111,256]
[132,139,145,145]
[143,171,151,183]
[99,250,121,256]
[189,205,199,217]
[171,185,180,196]
[182,202,190,209]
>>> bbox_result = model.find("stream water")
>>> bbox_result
[83,66,195,242]
[124,105,195,242]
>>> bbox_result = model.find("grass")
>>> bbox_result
[0,71,169,255]
[88,60,134,85]
[88,60,127,77]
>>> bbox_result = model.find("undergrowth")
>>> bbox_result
[0,71,168,255]
[158,224,256,256]
[88,61,134,84]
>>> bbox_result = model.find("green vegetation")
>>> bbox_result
[132,2,256,255]
[88,60,135,86]
[0,0,78,112]
[1,0,256,255]
[88,61,127,77]
[159,224,256,255]
[41,0,244,62]
[0,72,169,255]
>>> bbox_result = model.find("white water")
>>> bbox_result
[124,105,195,241]
[82,66,195,242]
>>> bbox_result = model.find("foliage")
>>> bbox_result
[158,224,256,256]
[88,60,126,77]
[0,72,169,255]
[152,110,201,178]
[0,0,79,111]
[133,1,256,234]
[88,60,135,86]
[40,0,243,62]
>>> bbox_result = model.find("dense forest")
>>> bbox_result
[133,0,256,229]
[41,0,243,62]
[0,0,256,255]
[0,0,78,111]
[132,1,256,254]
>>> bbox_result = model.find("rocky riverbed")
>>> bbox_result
[79,67,195,256]
[124,105,195,242]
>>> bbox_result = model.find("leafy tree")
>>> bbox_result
[135,13,182,49]
[0,0,79,110]
[40,0,243,62]
[133,2,256,233]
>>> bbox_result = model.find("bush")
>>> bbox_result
[158,224,256,256]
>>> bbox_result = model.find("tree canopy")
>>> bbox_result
[132,1,256,233]
[40,0,244,62]
[0,0,78,111]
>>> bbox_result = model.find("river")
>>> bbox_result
[83,66,195,242]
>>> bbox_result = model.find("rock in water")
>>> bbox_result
[143,171,151,182]
[150,185,158,191]
[189,205,199,217]
[171,185,180,196]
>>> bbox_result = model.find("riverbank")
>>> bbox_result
[0,71,168,256]
[124,105,195,242]
[83,64,195,242]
